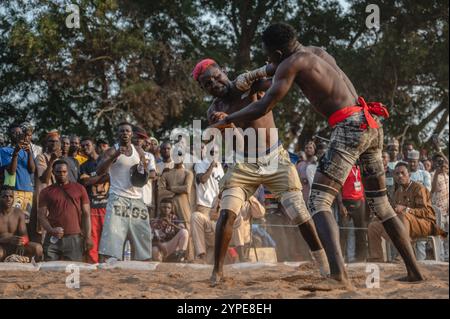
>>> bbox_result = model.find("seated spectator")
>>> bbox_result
[150,198,189,262]
[38,160,93,261]
[0,123,35,224]
[368,162,446,262]
[0,186,43,262]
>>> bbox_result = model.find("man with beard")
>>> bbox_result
[211,23,424,284]
[193,56,328,286]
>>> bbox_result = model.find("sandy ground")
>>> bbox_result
[0,261,448,299]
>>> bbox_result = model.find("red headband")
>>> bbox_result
[192,58,216,81]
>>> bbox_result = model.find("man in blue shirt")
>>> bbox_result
[0,123,35,224]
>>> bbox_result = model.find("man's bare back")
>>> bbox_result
[280,45,359,118]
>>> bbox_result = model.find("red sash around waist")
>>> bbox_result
[328,96,389,129]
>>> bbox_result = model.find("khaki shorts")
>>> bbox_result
[220,146,309,225]
[220,146,301,199]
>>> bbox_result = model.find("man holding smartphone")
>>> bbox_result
[0,123,35,225]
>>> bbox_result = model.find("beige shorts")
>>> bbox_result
[220,146,310,225]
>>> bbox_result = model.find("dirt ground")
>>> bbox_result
[0,261,448,299]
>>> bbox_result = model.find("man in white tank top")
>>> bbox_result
[96,122,152,261]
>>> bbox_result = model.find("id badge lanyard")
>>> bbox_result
[352,167,362,192]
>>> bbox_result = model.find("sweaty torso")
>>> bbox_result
[285,46,359,118]
[0,209,22,239]
[208,91,279,150]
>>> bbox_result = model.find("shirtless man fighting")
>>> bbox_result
[192,56,329,286]
[212,23,424,285]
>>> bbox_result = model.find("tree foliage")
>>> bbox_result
[0,0,448,152]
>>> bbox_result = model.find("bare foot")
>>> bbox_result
[397,274,425,283]
[210,271,224,287]
[329,274,354,291]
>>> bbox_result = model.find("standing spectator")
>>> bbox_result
[191,142,224,262]
[158,156,193,227]
[60,136,80,183]
[0,186,43,262]
[69,135,88,165]
[21,122,42,159]
[336,164,368,262]
[79,137,110,264]
[158,150,193,260]
[408,150,432,191]
[194,143,224,215]
[97,122,152,261]
[147,137,162,164]
[368,162,445,262]
[382,151,396,204]
[156,142,174,176]
[431,153,449,261]
[403,141,415,161]
[38,160,93,261]
[33,130,62,241]
[35,130,61,190]
[150,198,189,262]
[423,159,433,173]
[296,141,317,203]
[132,127,156,219]
[420,148,429,162]
[95,138,110,157]
[386,139,400,170]
[0,123,35,224]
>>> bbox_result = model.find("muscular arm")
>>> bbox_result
[96,148,119,176]
[80,174,109,187]
[234,64,277,92]
[222,62,298,125]
[37,206,54,234]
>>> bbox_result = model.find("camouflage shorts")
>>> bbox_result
[317,111,384,185]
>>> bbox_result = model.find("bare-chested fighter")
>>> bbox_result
[0,186,43,262]
[192,58,330,286]
[212,23,424,284]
